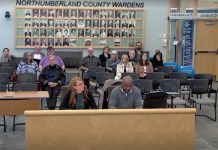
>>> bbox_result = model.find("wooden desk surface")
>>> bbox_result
[0,91,49,99]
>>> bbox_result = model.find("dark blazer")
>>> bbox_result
[59,91,97,109]
[99,54,111,67]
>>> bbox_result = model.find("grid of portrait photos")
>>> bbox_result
[16,7,144,48]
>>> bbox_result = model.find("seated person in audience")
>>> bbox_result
[108,76,142,109]
[115,54,134,80]
[99,46,111,67]
[81,47,101,88]
[128,50,138,70]
[39,55,66,110]
[0,48,12,62]
[105,50,120,72]
[39,46,65,72]
[16,52,39,78]
[32,45,45,65]
[134,42,143,60]
[97,54,133,109]
[150,51,163,71]
[135,52,153,78]
[59,77,97,110]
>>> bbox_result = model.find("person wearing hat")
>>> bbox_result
[105,50,120,72]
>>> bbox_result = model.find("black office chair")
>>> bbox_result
[156,66,173,78]
[159,79,186,108]
[133,79,153,98]
[121,72,139,80]
[12,83,38,131]
[16,73,37,84]
[189,79,217,121]
[143,92,168,108]
[96,72,115,87]
[89,67,105,79]
[194,74,214,97]
[146,72,165,89]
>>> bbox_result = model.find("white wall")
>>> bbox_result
[0,0,168,60]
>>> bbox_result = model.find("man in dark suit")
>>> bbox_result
[129,30,135,37]
[129,20,135,28]
[32,20,39,27]
[122,29,128,37]
[122,20,128,28]
[25,38,31,46]
[114,30,120,37]
[40,20,47,27]
[63,38,69,46]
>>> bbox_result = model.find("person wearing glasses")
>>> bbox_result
[16,52,39,77]
[59,77,97,110]
[39,46,65,72]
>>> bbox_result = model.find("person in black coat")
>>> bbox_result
[99,46,111,67]
[150,51,163,71]
[39,55,66,109]
[59,77,97,109]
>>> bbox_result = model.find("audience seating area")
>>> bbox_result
[0,55,217,122]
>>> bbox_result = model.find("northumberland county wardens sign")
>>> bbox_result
[16,0,145,8]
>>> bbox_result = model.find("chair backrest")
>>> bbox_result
[60,86,69,102]
[63,57,81,69]
[169,72,188,85]
[121,72,139,80]
[146,72,165,80]
[189,79,209,94]
[89,67,105,79]
[16,73,37,84]
[0,67,14,76]
[0,62,16,68]
[143,92,168,108]
[133,79,153,95]
[65,72,79,84]
[96,72,115,86]
[11,56,23,68]
[0,84,7,91]
[0,73,10,84]
[13,83,38,91]
[160,79,180,92]
[194,74,213,88]
[157,66,173,73]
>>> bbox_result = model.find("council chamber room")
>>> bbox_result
[0,0,217,150]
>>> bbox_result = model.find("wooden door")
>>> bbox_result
[194,20,218,80]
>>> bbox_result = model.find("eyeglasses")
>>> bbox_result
[76,82,84,86]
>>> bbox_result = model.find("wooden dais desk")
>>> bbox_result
[0,91,48,132]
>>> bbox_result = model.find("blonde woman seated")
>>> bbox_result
[59,77,97,110]
[98,54,134,108]
[135,51,153,78]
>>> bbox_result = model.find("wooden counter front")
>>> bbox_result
[25,109,196,150]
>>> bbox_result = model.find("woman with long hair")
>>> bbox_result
[60,77,97,109]
[135,51,153,78]
[150,51,163,71]
[115,54,134,80]
[16,52,39,75]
